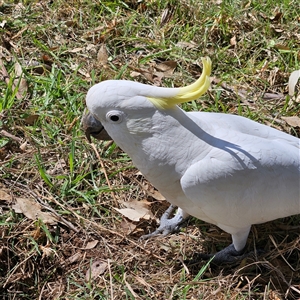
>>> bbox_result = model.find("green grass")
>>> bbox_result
[0,0,299,299]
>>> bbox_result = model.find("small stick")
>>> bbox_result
[108,259,114,300]
[0,129,23,143]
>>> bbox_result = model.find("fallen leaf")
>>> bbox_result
[70,63,91,79]
[270,12,282,22]
[115,200,153,221]
[114,208,147,221]
[0,20,7,28]
[176,41,197,49]
[230,36,237,46]
[14,61,23,76]
[119,219,137,235]
[160,8,172,27]
[147,189,166,201]
[288,70,300,96]
[262,93,284,100]
[85,260,108,281]
[40,245,54,258]
[41,54,53,64]
[68,47,84,53]
[281,116,300,127]
[24,114,39,125]
[155,60,177,75]
[97,44,108,66]
[14,61,28,95]
[83,240,99,250]
[139,69,153,82]
[64,20,75,27]
[12,197,58,224]
[0,189,12,201]
[273,27,284,33]
[274,44,290,51]
[130,71,141,78]
[65,252,82,265]
[20,141,27,152]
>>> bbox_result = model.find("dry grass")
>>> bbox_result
[0,0,300,299]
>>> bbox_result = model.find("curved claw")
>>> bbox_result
[140,205,189,240]
[189,244,264,265]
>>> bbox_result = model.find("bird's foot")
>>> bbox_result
[191,244,247,264]
[140,205,189,240]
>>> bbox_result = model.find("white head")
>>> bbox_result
[83,57,211,142]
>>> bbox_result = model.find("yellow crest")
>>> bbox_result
[148,57,211,109]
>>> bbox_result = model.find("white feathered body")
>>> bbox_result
[86,79,300,251]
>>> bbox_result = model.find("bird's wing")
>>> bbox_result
[189,111,300,149]
[180,131,300,231]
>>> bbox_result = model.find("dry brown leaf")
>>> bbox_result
[40,245,54,258]
[12,197,58,224]
[155,60,177,75]
[176,41,197,49]
[147,189,166,201]
[17,77,28,95]
[70,63,90,79]
[24,114,39,125]
[115,200,153,221]
[274,44,290,51]
[0,189,12,201]
[281,116,300,127]
[14,61,23,76]
[85,260,108,281]
[65,252,82,265]
[19,141,27,152]
[14,61,28,95]
[119,219,137,235]
[97,44,108,66]
[83,240,99,250]
[273,27,283,33]
[160,8,172,26]
[230,36,237,46]
[262,93,284,100]
[130,71,141,78]
[0,20,7,28]
[270,12,282,22]
[68,47,84,53]
[140,69,153,82]
[114,208,147,221]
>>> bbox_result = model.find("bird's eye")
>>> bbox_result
[106,110,124,123]
[110,115,119,122]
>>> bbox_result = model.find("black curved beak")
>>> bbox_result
[82,111,112,142]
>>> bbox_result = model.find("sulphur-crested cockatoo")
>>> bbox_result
[82,57,300,263]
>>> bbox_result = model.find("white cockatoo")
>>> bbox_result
[82,57,300,263]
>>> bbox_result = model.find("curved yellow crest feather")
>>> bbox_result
[148,57,211,109]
